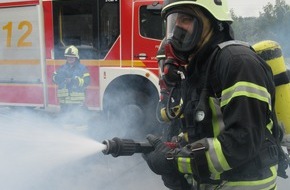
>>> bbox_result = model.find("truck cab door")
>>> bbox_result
[133,1,164,68]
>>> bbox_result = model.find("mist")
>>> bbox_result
[0,107,167,190]
[0,106,289,190]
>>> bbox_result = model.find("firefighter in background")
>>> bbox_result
[142,0,280,189]
[53,45,90,113]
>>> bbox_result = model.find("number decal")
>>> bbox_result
[2,21,13,47]
[2,21,33,47]
[17,21,32,47]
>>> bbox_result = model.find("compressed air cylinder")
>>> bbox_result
[252,40,290,146]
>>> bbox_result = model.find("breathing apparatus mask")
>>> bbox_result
[162,8,204,87]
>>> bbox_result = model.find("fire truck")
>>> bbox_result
[0,0,164,135]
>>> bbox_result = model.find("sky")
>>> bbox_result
[228,0,290,17]
[0,0,288,18]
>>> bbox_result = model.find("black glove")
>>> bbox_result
[142,134,191,190]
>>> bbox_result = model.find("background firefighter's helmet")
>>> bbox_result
[64,45,79,59]
[161,0,233,22]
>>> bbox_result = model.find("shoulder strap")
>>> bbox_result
[217,40,250,49]
[204,47,220,97]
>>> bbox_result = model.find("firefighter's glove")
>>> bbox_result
[142,134,174,175]
[142,134,191,190]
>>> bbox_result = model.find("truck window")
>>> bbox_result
[140,5,163,40]
[52,0,119,59]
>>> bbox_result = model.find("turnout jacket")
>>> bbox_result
[53,60,90,105]
[178,41,278,189]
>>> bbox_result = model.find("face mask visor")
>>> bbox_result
[166,12,202,53]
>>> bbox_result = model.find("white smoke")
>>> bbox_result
[1,103,289,190]
[0,107,166,190]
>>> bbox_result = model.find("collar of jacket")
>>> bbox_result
[186,32,230,77]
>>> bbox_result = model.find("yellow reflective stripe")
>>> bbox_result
[79,78,84,86]
[62,97,84,103]
[223,165,277,190]
[205,150,220,180]
[70,92,85,96]
[208,98,225,180]
[58,88,68,92]
[70,92,85,101]
[221,81,271,110]
[206,138,231,174]
[267,120,273,132]
[70,97,85,101]
[62,100,83,104]
[177,157,192,174]
[57,89,69,97]
[209,97,224,137]
[83,72,90,77]
[58,91,85,101]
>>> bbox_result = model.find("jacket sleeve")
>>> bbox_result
[74,64,90,87]
[82,66,91,87]
[204,46,275,175]
[53,66,67,85]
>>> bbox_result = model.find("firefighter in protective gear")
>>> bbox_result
[53,45,91,113]
[142,0,279,189]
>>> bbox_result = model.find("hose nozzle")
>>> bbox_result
[102,137,154,157]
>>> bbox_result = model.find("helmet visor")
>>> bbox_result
[166,12,201,53]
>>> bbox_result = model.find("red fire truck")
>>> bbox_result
[0,0,164,134]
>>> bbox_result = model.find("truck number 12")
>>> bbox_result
[2,21,33,47]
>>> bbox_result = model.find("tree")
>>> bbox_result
[232,0,290,56]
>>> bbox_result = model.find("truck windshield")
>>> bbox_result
[53,0,119,59]
[52,0,163,59]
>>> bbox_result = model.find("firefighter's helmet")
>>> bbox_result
[64,45,79,59]
[161,0,233,22]
[161,0,233,57]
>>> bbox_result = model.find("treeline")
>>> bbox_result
[231,0,290,57]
